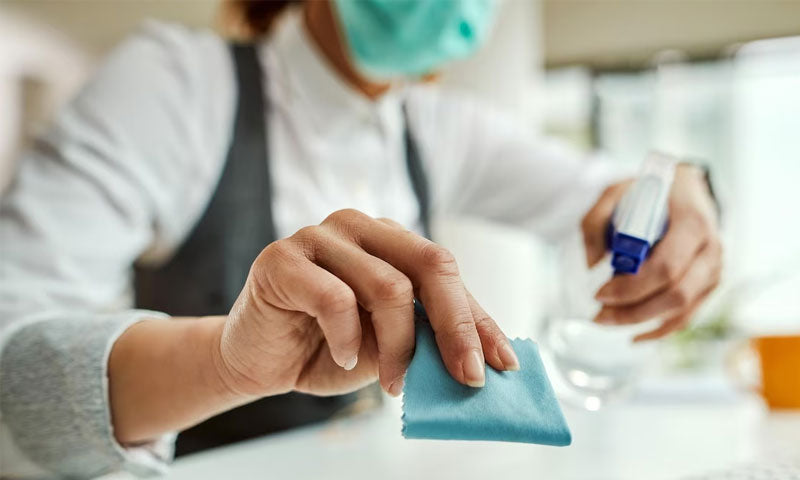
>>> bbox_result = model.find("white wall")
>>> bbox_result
[543,0,800,67]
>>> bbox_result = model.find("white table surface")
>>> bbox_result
[167,392,800,480]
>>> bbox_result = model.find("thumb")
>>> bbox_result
[580,180,632,267]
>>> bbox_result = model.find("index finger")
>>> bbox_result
[324,210,486,388]
[595,216,706,306]
[581,181,632,268]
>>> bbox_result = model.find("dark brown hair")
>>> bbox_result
[221,0,301,40]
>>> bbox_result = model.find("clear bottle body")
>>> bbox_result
[541,234,660,411]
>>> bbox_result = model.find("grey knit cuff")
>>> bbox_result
[0,310,173,478]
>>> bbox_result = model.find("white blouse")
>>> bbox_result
[0,10,620,479]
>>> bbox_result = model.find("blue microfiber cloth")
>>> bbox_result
[401,320,571,446]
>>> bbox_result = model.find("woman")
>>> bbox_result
[0,0,722,477]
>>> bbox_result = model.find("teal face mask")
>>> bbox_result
[332,0,497,78]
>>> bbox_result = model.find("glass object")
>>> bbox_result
[541,233,660,411]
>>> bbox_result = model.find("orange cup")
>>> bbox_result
[753,335,800,409]
[729,334,800,409]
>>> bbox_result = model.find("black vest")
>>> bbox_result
[134,44,431,455]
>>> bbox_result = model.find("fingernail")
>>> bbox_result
[343,355,358,371]
[388,378,404,397]
[498,343,520,371]
[464,350,485,387]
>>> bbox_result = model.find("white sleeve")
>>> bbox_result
[0,21,235,478]
[409,88,628,242]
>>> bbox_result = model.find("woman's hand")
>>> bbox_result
[214,209,520,400]
[109,209,518,444]
[581,164,722,342]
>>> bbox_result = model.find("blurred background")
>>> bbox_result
[1,0,799,398]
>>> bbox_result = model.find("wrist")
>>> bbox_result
[108,316,253,444]
[201,315,254,404]
[209,314,278,400]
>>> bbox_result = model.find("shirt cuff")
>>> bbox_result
[0,310,173,478]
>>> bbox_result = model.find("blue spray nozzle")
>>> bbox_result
[610,232,650,274]
[608,152,676,275]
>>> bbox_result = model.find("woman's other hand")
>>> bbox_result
[581,164,722,342]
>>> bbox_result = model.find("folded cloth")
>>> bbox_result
[402,320,571,446]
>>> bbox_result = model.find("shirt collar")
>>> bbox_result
[263,9,405,135]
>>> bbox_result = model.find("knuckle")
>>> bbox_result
[683,207,717,239]
[475,315,505,343]
[289,226,327,256]
[669,286,691,309]
[437,316,477,345]
[250,240,298,295]
[258,239,295,269]
[373,274,413,306]
[293,225,322,244]
[699,215,715,236]
[419,243,459,276]
[317,285,356,316]
[295,225,319,238]
[695,217,715,239]
[657,260,681,284]
[473,314,497,333]
[323,208,369,239]
[323,208,365,227]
